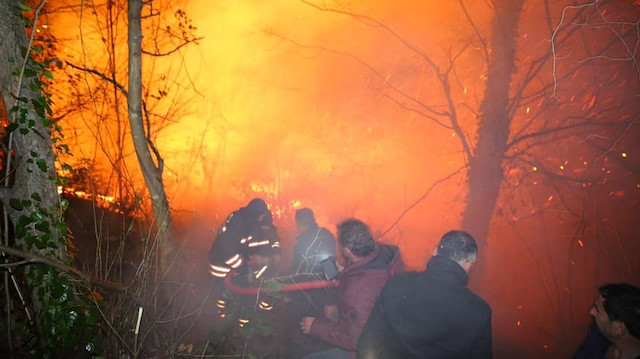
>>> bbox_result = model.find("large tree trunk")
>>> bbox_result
[127,0,174,272]
[462,0,525,254]
[0,0,67,282]
[0,0,65,253]
[0,0,68,348]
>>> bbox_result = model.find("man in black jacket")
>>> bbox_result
[357,230,492,359]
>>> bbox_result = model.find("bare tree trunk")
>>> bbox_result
[127,0,174,271]
[462,0,525,255]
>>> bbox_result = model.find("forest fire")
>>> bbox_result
[0,0,638,358]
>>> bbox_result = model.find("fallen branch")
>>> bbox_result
[0,244,128,292]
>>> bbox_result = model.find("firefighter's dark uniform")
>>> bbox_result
[208,198,280,326]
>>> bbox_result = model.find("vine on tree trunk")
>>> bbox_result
[4,2,101,357]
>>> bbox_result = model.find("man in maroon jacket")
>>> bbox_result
[300,218,404,359]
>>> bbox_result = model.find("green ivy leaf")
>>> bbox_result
[31,193,42,201]
[36,159,48,172]
[35,240,49,249]
[32,46,42,55]
[9,198,23,210]
[34,105,45,118]
[18,2,31,12]
[43,70,54,79]
[25,234,38,246]
[17,215,32,226]
[60,198,69,211]
[40,232,51,243]
[35,221,50,232]
[20,199,32,208]
[6,123,19,133]
[23,68,37,78]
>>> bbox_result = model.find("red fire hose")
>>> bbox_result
[224,273,338,295]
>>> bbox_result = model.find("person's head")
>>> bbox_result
[336,219,376,265]
[295,208,317,233]
[590,283,640,342]
[246,198,272,228]
[435,230,478,273]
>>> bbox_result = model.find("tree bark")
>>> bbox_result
[0,0,68,344]
[127,0,174,271]
[461,0,525,252]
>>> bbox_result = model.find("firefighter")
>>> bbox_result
[208,198,281,326]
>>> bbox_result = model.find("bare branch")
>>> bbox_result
[551,1,599,99]
[298,0,475,161]
[267,30,452,126]
[14,0,47,100]
[507,119,627,150]
[588,113,639,166]
[142,101,164,173]
[66,61,128,97]
[0,244,129,291]
[299,0,442,74]
[381,166,467,238]
[459,0,490,63]
[141,36,203,57]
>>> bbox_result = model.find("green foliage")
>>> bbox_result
[5,4,100,357]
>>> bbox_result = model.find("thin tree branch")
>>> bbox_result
[507,120,627,149]
[381,166,467,238]
[14,0,47,100]
[299,0,442,73]
[0,244,128,292]
[267,30,453,127]
[459,0,490,64]
[66,61,129,96]
[141,36,203,57]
